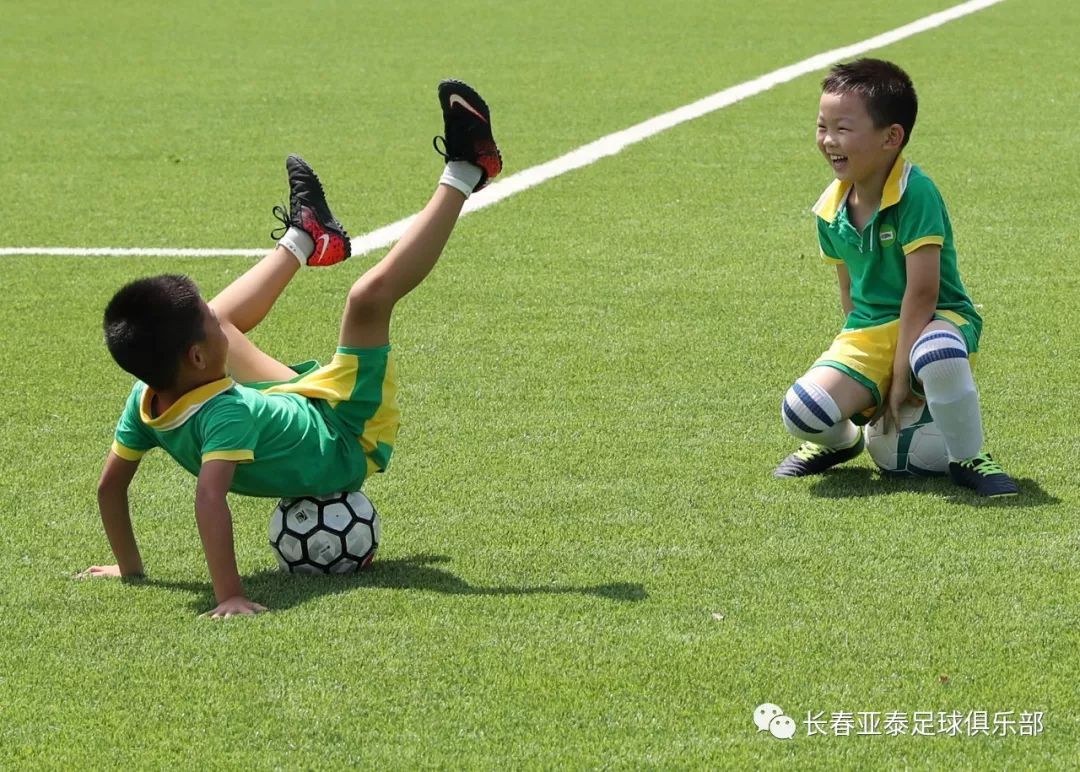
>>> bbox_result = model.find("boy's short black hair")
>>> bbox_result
[822,58,918,148]
[104,274,206,390]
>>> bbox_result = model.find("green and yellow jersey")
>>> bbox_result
[813,156,982,353]
[111,345,399,498]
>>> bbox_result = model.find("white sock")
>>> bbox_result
[278,226,314,265]
[439,161,483,198]
[910,331,983,460]
[781,377,860,448]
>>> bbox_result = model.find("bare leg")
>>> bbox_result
[208,245,301,383]
[339,185,466,349]
[221,324,296,383]
[802,365,876,419]
[916,319,962,341]
[209,245,300,333]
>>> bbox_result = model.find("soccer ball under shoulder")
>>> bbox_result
[864,403,949,476]
[269,491,381,574]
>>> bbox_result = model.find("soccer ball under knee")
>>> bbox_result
[864,403,949,476]
[269,491,381,574]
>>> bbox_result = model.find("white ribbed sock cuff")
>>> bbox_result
[278,227,314,265]
[782,378,858,447]
[439,161,483,198]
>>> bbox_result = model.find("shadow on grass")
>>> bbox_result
[141,553,648,613]
[807,467,1060,507]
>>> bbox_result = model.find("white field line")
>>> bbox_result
[0,246,268,257]
[1,0,1004,260]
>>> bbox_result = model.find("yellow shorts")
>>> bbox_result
[814,310,977,421]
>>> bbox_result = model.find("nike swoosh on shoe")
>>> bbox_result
[448,93,487,122]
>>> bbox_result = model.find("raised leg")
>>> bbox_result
[210,154,351,383]
[337,79,502,349]
[209,245,300,334]
[339,186,466,349]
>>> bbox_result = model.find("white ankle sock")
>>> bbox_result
[278,227,314,265]
[439,161,483,198]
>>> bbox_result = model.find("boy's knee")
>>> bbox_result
[208,297,231,324]
[781,377,844,441]
[346,275,394,318]
[911,330,974,399]
[910,330,971,387]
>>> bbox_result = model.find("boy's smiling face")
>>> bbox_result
[816,91,900,184]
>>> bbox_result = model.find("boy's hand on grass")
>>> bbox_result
[77,565,123,579]
[204,596,267,619]
[77,564,145,581]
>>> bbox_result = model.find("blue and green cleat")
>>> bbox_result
[949,452,1019,497]
[773,433,865,477]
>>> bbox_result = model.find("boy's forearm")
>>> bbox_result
[97,487,144,575]
[895,246,942,374]
[894,290,936,371]
[194,495,245,602]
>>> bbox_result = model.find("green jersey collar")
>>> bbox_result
[812,156,912,223]
[140,377,235,431]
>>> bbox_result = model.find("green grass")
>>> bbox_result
[1,0,1077,767]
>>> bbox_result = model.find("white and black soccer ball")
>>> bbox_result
[864,403,948,476]
[269,491,380,574]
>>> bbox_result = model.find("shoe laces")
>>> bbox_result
[270,203,289,240]
[432,135,449,160]
[958,453,1005,476]
[793,441,830,462]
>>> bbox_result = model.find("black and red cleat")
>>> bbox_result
[433,79,502,192]
[271,154,351,267]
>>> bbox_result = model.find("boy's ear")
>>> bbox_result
[883,123,905,150]
[187,342,207,370]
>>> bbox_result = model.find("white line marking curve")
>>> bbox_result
[0,0,1005,260]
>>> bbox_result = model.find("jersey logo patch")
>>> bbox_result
[879,226,896,245]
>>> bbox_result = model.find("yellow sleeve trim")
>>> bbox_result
[820,248,843,265]
[903,235,944,255]
[111,441,147,461]
[202,450,255,463]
